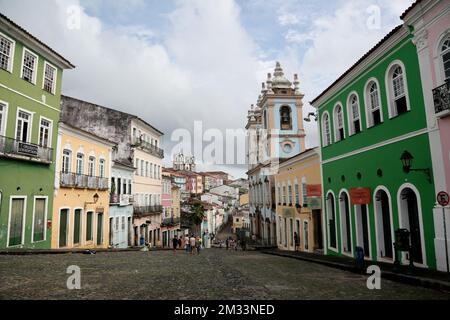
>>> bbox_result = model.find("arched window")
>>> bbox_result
[280,106,292,130]
[76,153,84,175]
[348,94,361,135]
[263,109,268,129]
[88,156,96,177]
[334,104,345,142]
[62,149,71,174]
[386,63,409,117]
[322,112,331,146]
[441,37,450,82]
[365,80,383,127]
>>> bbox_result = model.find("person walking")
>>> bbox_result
[190,235,196,255]
[196,236,202,255]
[226,238,229,250]
[184,235,190,253]
[172,235,178,254]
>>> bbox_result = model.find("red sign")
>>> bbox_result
[437,191,450,207]
[47,220,52,229]
[350,188,371,205]
[307,185,322,197]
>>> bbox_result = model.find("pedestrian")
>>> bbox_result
[294,232,300,251]
[178,236,182,249]
[190,235,196,255]
[241,238,247,251]
[172,235,178,254]
[226,238,229,250]
[184,235,190,253]
[196,237,202,255]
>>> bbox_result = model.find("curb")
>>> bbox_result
[261,250,450,293]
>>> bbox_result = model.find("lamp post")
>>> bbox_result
[84,193,99,210]
[400,150,432,183]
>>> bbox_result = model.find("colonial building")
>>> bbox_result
[402,0,450,272]
[246,62,305,245]
[161,169,181,247]
[312,24,437,268]
[53,122,115,249]
[60,96,164,247]
[173,151,196,172]
[109,160,135,248]
[275,148,323,253]
[0,14,74,249]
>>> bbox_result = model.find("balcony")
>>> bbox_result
[60,172,109,190]
[133,205,163,216]
[0,136,53,164]
[110,194,134,206]
[161,217,181,227]
[433,81,450,116]
[131,137,164,158]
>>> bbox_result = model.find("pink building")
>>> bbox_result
[402,0,450,271]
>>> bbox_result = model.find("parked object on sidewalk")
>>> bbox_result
[355,246,365,273]
[83,250,97,255]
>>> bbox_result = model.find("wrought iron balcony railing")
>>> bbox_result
[161,217,181,227]
[131,137,164,158]
[60,172,109,190]
[0,136,53,164]
[133,205,163,216]
[433,81,450,115]
[110,194,134,206]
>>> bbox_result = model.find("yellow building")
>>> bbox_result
[275,148,323,253]
[52,122,115,249]
[240,193,249,207]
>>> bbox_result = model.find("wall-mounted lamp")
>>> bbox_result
[304,112,318,122]
[400,150,432,183]
[84,193,100,209]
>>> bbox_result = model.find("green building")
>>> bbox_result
[0,14,74,249]
[311,25,437,269]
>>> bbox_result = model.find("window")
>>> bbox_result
[122,216,125,231]
[288,185,292,205]
[62,149,71,173]
[277,186,281,204]
[348,94,361,135]
[282,186,286,205]
[115,217,119,231]
[8,197,26,246]
[74,209,82,245]
[387,63,409,117]
[366,80,383,127]
[150,163,153,178]
[140,160,144,176]
[76,153,84,175]
[294,183,300,205]
[32,198,46,242]
[86,212,93,241]
[88,156,95,176]
[154,165,157,179]
[0,33,14,72]
[334,104,345,142]
[43,62,57,94]
[302,181,308,205]
[280,106,292,130]
[135,158,139,176]
[39,118,51,147]
[145,161,149,177]
[16,110,31,142]
[0,102,7,135]
[21,49,38,84]
[99,159,105,178]
[322,113,331,146]
[442,37,450,81]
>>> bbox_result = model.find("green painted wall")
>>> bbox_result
[316,31,437,268]
[0,27,64,249]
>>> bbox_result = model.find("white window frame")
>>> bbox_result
[364,78,384,128]
[20,47,39,85]
[88,156,96,177]
[76,153,85,175]
[38,116,53,148]
[62,149,72,173]
[438,33,450,83]
[333,103,345,142]
[42,61,57,94]
[0,100,9,136]
[31,196,48,243]
[99,158,106,178]
[347,92,362,136]
[0,31,16,73]
[15,107,33,143]
[385,61,411,118]
[321,111,332,147]
[7,195,27,247]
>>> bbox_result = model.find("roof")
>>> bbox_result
[400,0,423,19]
[310,25,403,106]
[0,13,75,69]
[113,159,136,170]
[61,95,164,136]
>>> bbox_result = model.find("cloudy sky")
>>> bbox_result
[0,0,412,178]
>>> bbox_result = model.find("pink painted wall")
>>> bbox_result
[422,0,450,192]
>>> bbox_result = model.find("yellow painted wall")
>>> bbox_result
[275,150,322,252]
[240,193,249,206]
[51,126,112,249]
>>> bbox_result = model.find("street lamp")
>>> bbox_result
[304,112,318,122]
[400,150,432,183]
[84,193,100,209]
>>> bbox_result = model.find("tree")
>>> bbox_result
[189,202,205,234]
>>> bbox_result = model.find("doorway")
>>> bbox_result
[339,192,352,254]
[327,193,337,249]
[109,217,114,246]
[399,188,423,264]
[375,189,393,259]
[96,212,103,246]
[313,209,323,250]
[355,204,370,258]
[59,209,69,248]
[303,220,309,251]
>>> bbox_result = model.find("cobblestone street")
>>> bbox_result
[0,249,449,300]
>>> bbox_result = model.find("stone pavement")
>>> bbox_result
[0,249,449,300]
